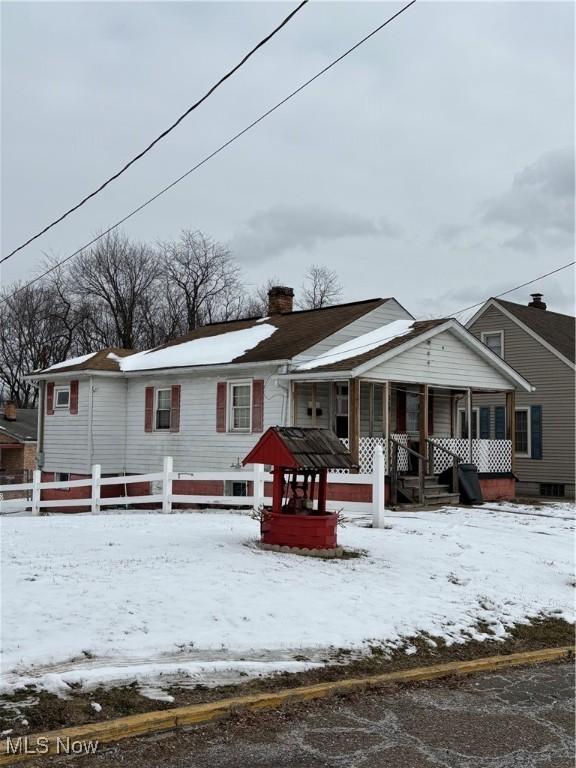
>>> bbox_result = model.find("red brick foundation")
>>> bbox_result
[479,476,516,502]
[261,511,338,549]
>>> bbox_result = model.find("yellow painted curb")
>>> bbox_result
[0,646,573,765]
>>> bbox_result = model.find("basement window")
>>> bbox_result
[540,483,565,498]
[225,480,248,497]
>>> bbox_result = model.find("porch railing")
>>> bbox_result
[342,437,512,474]
[429,439,512,473]
[339,435,409,474]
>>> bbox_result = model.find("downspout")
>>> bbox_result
[87,376,94,469]
[123,378,128,474]
[37,380,46,470]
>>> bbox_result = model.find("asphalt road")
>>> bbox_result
[30,662,575,768]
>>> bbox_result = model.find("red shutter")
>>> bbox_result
[46,382,54,415]
[252,379,264,433]
[170,385,181,433]
[70,380,79,415]
[144,387,154,432]
[427,391,434,435]
[396,388,406,432]
[216,382,227,433]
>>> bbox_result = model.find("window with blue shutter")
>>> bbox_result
[530,405,543,460]
[479,407,490,439]
[494,406,506,439]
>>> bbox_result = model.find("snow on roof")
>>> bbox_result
[42,352,97,372]
[296,319,415,371]
[112,323,278,372]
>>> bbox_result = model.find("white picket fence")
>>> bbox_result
[0,448,389,528]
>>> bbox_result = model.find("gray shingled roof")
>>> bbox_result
[0,409,37,442]
[496,299,575,363]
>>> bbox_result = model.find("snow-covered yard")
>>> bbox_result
[1,504,573,695]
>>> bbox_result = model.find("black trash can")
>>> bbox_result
[457,463,483,505]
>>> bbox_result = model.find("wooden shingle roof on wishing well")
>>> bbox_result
[243,426,357,470]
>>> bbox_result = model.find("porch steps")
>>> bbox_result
[397,475,460,507]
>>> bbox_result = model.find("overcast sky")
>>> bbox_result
[2,1,574,319]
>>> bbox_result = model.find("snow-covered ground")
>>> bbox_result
[1,504,573,695]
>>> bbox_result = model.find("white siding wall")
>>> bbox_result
[294,300,413,364]
[43,379,91,474]
[91,378,127,473]
[431,388,451,437]
[362,330,512,390]
[124,366,287,473]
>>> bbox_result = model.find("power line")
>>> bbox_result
[0,0,310,266]
[0,0,418,302]
[447,260,576,318]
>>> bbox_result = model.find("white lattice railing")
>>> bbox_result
[430,439,512,473]
[338,437,511,474]
[338,434,409,474]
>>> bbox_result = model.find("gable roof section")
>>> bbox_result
[467,298,575,368]
[36,348,135,375]
[295,319,447,372]
[291,318,533,392]
[31,299,389,375]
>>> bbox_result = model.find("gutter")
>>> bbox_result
[25,359,292,381]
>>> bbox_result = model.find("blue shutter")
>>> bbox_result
[494,406,505,439]
[479,407,490,439]
[531,405,542,459]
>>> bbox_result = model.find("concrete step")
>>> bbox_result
[400,480,450,492]
[423,493,461,503]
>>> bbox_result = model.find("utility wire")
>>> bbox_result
[447,260,576,318]
[0,0,309,266]
[0,0,417,302]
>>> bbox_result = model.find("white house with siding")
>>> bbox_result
[29,287,533,505]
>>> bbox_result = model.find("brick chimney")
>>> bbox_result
[268,286,294,315]
[528,293,547,310]
[3,401,17,421]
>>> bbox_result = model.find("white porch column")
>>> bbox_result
[466,388,473,463]
[383,381,390,474]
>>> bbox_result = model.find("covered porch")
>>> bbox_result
[290,378,517,476]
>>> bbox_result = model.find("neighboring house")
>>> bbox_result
[467,293,575,499]
[29,287,533,506]
[0,403,37,490]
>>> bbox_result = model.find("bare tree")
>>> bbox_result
[0,282,79,407]
[298,264,342,309]
[159,230,241,330]
[69,231,161,349]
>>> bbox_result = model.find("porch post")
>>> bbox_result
[467,388,473,463]
[349,378,360,469]
[419,384,429,466]
[383,381,390,474]
[506,390,516,473]
[291,382,298,426]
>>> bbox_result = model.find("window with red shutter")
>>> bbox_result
[252,380,264,433]
[216,382,227,432]
[144,387,154,432]
[46,382,55,415]
[170,385,181,433]
[70,380,79,415]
